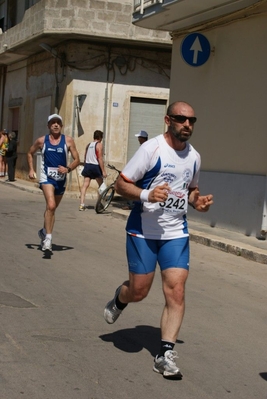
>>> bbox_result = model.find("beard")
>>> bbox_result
[171,128,192,142]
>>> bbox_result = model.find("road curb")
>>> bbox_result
[189,232,267,264]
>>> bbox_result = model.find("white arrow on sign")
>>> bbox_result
[190,36,202,64]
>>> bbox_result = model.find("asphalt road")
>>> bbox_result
[0,183,266,399]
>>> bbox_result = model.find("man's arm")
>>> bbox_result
[115,175,170,203]
[60,136,80,174]
[83,143,89,163]
[27,137,44,179]
[96,142,107,178]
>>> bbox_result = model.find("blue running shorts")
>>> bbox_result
[82,164,102,179]
[126,234,190,274]
[40,181,66,196]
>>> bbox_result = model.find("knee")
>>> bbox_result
[46,202,56,212]
[164,283,185,304]
[130,286,150,302]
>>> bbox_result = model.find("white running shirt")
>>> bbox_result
[85,142,99,165]
[122,134,201,240]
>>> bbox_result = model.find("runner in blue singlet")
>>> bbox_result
[27,114,80,254]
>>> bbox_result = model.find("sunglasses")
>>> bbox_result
[168,115,197,124]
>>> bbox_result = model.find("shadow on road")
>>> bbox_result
[99,325,184,358]
[259,372,267,381]
[25,243,74,252]
[25,243,74,259]
[99,325,160,356]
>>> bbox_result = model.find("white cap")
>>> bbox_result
[48,114,63,123]
[135,130,148,138]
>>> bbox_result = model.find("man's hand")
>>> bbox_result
[58,165,68,174]
[29,170,36,179]
[189,187,213,212]
[194,193,213,212]
[148,183,170,203]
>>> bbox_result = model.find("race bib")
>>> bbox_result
[158,192,188,215]
[47,167,64,181]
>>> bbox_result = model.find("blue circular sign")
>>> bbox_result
[181,33,211,67]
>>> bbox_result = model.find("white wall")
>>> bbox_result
[170,13,267,236]
[3,42,170,183]
[63,79,169,169]
[187,171,265,237]
[171,14,267,174]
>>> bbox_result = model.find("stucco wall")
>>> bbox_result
[187,171,265,237]
[170,12,267,236]
[171,14,267,174]
[2,41,170,189]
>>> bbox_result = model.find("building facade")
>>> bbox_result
[0,0,171,193]
[133,0,267,238]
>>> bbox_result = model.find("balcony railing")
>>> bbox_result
[133,0,262,32]
[133,0,164,15]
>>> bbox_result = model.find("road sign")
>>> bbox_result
[181,33,211,67]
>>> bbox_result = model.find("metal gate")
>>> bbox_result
[127,97,167,162]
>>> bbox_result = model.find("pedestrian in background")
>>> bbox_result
[0,130,8,177]
[28,114,80,253]
[122,130,149,211]
[5,131,17,182]
[135,130,148,145]
[104,101,213,378]
[79,130,107,211]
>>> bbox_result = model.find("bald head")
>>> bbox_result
[167,101,194,116]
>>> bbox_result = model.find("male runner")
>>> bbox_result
[28,114,80,252]
[79,130,107,211]
[104,101,213,377]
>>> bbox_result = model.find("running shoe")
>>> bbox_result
[42,237,52,252]
[153,350,183,377]
[79,204,86,211]
[104,286,122,324]
[38,229,46,246]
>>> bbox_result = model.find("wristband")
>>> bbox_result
[67,167,72,173]
[140,189,151,202]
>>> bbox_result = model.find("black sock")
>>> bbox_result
[159,340,175,357]
[115,294,128,311]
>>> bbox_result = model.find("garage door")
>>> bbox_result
[127,97,167,162]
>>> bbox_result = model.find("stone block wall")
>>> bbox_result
[0,0,171,54]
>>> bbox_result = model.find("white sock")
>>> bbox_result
[46,234,52,240]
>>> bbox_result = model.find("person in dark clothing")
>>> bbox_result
[5,132,17,182]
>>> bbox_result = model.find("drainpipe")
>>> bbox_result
[260,176,267,239]
[68,95,78,190]
[103,84,108,156]
[0,66,7,128]
[105,82,114,159]
[103,47,111,157]
[72,95,77,139]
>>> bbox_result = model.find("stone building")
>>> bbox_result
[0,0,171,192]
[133,0,267,238]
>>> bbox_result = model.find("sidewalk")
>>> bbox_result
[1,177,267,265]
